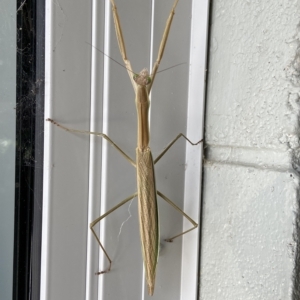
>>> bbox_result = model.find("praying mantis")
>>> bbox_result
[47,0,202,296]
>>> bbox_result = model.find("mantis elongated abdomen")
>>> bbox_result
[137,148,158,295]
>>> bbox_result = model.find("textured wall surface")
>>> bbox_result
[201,0,300,299]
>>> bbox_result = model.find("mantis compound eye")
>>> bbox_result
[133,68,152,86]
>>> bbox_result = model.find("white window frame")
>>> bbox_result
[42,0,209,299]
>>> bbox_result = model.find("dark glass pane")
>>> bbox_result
[14,0,45,299]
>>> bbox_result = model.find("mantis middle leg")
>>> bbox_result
[46,118,136,167]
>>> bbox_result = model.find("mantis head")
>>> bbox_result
[133,68,152,86]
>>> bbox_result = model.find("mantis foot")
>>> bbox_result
[95,265,111,275]
[164,238,174,243]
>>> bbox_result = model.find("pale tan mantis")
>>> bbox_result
[47,0,202,296]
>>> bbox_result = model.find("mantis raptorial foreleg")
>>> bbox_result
[109,0,180,91]
[148,0,180,90]
[109,0,136,89]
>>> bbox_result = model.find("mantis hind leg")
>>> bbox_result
[90,192,138,274]
[157,191,198,242]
